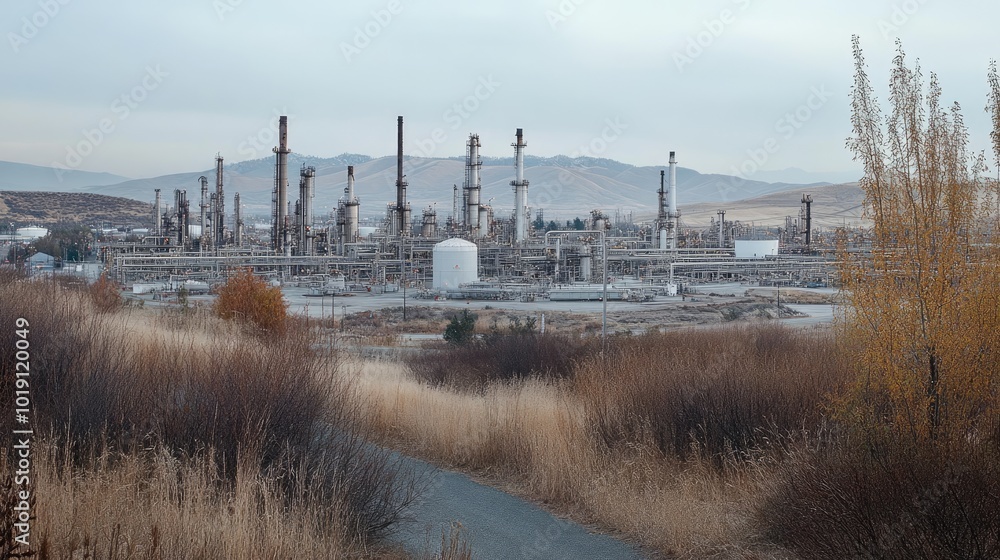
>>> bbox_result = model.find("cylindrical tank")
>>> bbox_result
[15,227,48,240]
[580,244,592,282]
[421,207,437,238]
[734,239,780,259]
[432,238,479,289]
[478,207,489,238]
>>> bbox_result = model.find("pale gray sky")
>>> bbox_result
[2,0,998,180]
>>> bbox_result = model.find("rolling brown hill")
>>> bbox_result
[0,191,152,227]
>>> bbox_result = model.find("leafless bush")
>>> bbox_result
[407,333,598,389]
[575,324,851,464]
[87,273,122,313]
[760,439,1000,559]
[0,279,417,546]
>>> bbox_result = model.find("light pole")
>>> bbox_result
[544,230,608,345]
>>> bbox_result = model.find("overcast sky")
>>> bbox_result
[2,0,998,181]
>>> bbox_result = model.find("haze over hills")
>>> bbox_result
[0,161,130,191]
[0,156,860,225]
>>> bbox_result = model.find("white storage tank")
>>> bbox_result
[735,239,779,259]
[15,226,48,240]
[433,238,478,290]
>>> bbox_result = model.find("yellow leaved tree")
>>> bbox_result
[841,37,1000,445]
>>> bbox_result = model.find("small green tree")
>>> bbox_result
[532,214,545,231]
[443,309,477,345]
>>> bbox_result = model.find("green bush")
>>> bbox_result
[443,309,477,345]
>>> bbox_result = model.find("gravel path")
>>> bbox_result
[391,454,645,560]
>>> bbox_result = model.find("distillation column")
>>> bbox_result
[154,189,162,237]
[214,155,225,246]
[668,151,679,250]
[395,116,409,237]
[273,116,291,254]
[198,176,209,248]
[342,165,360,249]
[466,134,482,233]
[299,165,315,255]
[658,170,668,250]
[233,192,243,246]
[511,128,529,243]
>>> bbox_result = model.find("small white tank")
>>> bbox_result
[432,238,478,290]
[15,226,48,240]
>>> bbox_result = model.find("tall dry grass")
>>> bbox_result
[28,443,357,559]
[0,275,417,558]
[352,324,847,557]
[358,322,997,558]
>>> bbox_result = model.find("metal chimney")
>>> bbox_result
[668,151,678,249]
[273,116,290,253]
[511,128,529,244]
[214,155,225,246]
[395,116,408,237]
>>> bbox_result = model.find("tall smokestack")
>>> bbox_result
[214,155,225,246]
[274,115,290,253]
[154,189,162,236]
[395,116,408,237]
[511,128,529,243]
[668,151,678,250]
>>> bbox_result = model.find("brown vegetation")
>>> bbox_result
[0,191,152,227]
[0,274,417,558]
[343,325,847,557]
[213,267,288,334]
[762,38,1000,558]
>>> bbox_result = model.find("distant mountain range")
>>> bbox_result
[0,156,861,226]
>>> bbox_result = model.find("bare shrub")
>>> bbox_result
[760,439,1000,559]
[213,267,287,334]
[0,279,417,548]
[576,324,851,464]
[87,273,122,313]
[407,332,597,389]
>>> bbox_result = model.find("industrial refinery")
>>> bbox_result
[108,115,837,302]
